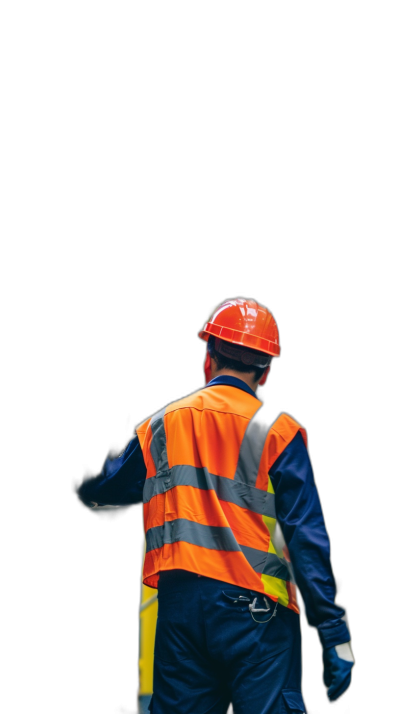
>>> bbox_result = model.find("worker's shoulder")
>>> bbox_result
[265,412,307,471]
[135,387,223,434]
[166,383,260,420]
[135,387,207,435]
[165,385,212,413]
[136,415,151,439]
[269,412,307,445]
[137,383,260,428]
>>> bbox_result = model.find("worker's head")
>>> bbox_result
[199,298,280,388]
[206,335,272,384]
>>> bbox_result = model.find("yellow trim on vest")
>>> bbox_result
[261,573,289,607]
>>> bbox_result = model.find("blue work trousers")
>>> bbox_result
[149,570,306,714]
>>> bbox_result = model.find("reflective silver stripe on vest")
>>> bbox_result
[239,544,269,572]
[145,520,293,582]
[146,518,294,583]
[262,552,294,582]
[150,408,168,473]
[143,464,276,517]
[146,409,275,517]
[234,419,268,487]
[146,519,241,553]
[240,546,293,581]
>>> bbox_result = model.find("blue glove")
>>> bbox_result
[323,642,354,701]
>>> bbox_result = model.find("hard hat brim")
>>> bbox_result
[198,323,280,357]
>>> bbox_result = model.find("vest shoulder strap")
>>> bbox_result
[233,414,268,488]
[265,412,307,473]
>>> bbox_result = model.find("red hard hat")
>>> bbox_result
[199,298,280,357]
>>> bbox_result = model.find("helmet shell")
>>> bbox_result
[199,298,280,357]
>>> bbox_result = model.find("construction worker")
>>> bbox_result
[77,298,354,714]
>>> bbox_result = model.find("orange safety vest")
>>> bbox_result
[136,383,307,613]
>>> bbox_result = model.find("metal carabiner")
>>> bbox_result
[249,596,270,613]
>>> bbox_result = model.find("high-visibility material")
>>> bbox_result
[199,298,281,357]
[136,383,306,612]
[138,580,158,714]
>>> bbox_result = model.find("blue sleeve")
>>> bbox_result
[269,431,351,649]
[77,436,147,507]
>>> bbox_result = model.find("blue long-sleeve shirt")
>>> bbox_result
[77,435,146,507]
[77,376,350,648]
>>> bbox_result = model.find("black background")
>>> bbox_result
[59,246,367,714]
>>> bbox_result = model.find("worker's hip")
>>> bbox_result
[156,569,301,666]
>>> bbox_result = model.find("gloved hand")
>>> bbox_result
[323,641,354,701]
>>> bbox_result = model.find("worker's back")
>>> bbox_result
[137,381,300,612]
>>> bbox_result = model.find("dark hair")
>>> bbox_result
[207,335,271,382]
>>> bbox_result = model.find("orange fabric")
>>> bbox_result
[256,414,307,488]
[255,413,307,490]
[165,486,231,528]
[167,410,250,478]
[136,417,157,478]
[164,384,260,420]
[138,384,300,612]
[286,581,298,610]
[144,541,265,594]
[136,417,151,450]
[143,495,165,530]
[219,501,270,553]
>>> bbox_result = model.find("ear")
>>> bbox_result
[258,366,270,386]
[204,351,212,384]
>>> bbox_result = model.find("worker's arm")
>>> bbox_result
[76,436,146,508]
[268,430,351,648]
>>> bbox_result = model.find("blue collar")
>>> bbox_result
[206,375,258,399]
